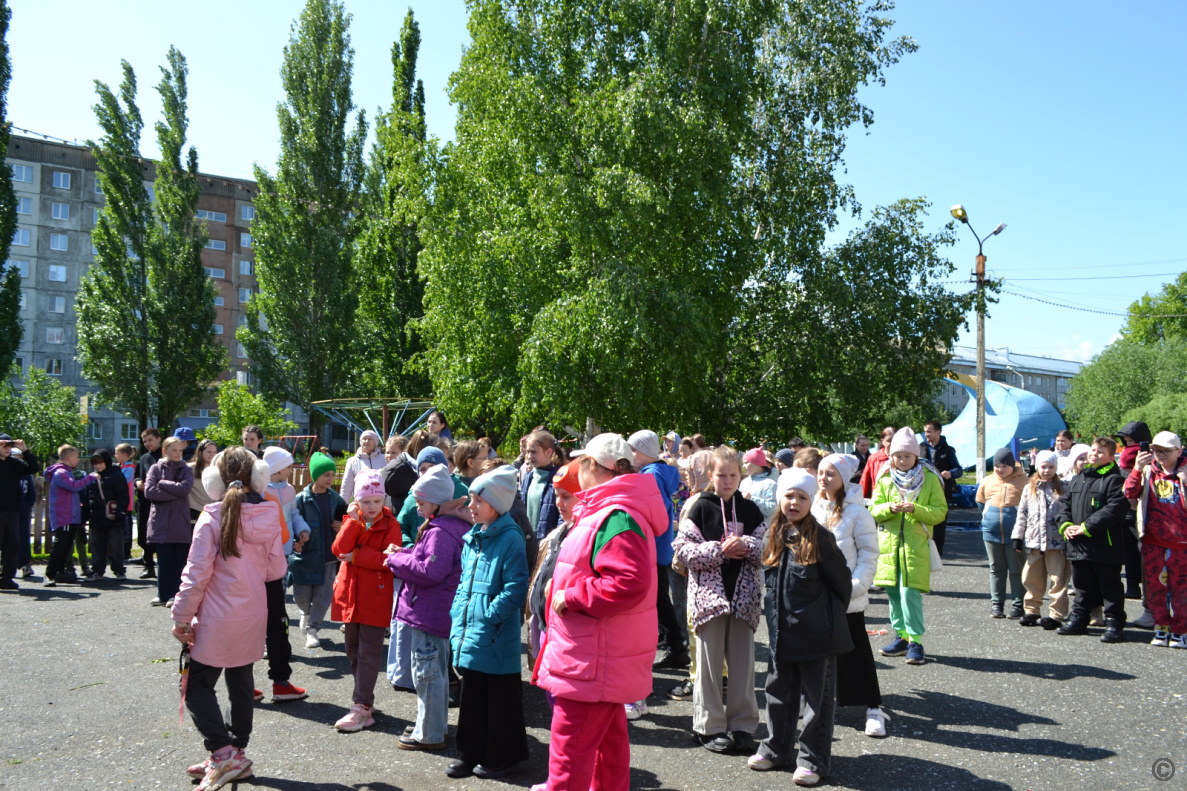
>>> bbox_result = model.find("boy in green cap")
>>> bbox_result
[290,453,347,648]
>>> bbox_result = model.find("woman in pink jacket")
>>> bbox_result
[170,447,286,791]
[532,434,670,791]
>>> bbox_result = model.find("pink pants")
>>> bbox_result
[1143,543,1187,634]
[545,697,630,791]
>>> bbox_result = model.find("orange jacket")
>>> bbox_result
[331,508,404,628]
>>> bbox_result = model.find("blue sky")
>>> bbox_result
[11,1,1185,363]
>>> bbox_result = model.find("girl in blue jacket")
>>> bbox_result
[447,465,529,780]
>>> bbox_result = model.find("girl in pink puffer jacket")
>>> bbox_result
[171,447,286,791]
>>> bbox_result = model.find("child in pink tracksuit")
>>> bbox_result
[533,434,669,791]
[171,447,286,791]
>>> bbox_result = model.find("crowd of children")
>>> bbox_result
[4,414,1185,791]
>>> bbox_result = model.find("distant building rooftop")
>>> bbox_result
[947,346,1084,377]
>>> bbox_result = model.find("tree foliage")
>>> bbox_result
[353,9,431,400]
[0,365,86,460]
[196,380,297,447]
[0,0,17,377]
[1122,271,1187,344]
[1065,338,1187,438]
[419,0,936,443]
[240,0,367,431]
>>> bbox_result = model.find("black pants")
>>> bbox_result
[155,542,191,602]
[136,498,155,569]
[264,578,293,683]
[1122,512,1142,593]
[455,667,528,768]
[835,611,882,708]
[123,511,134,560]
[656,563,687,653]
[1070,560,1126,624]
[90,523,126,576]
[0,510,20,583]
[758,656,837,777]
[17,508,32,568]
[932,521,947,556]
[186,659,255,753]
[46,525,79,579]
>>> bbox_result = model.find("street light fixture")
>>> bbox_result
[950,204,1006,483]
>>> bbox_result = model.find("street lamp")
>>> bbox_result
[950,204,1006,483]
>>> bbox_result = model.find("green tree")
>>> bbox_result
[418,0,915,442]
[1063,338,1187,437]
[1122,392,1187,439]
[0,365,86,460]
[0,1,21,376]
[353,9,431,399]
[197,380,297,447]
[76,61,154,431]
[1122,271,1187,344]
[239,0,367,434]
[147,47,224,428]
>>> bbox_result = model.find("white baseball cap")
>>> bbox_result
[583,433,633,471]
[1151,431,1182,450]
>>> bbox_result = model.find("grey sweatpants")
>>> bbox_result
[758,656,837,777]
[293,561,337,630]
[693,614,759,736]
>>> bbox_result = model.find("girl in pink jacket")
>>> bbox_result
[533,434,669,791]
[171,447,286,791]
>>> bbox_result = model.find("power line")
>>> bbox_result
[986,256,1187,273]
[1003,271,1182,282]
[1000,289,1187,318]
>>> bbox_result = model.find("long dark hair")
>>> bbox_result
[763,508,824,568]
[193,439,217,477]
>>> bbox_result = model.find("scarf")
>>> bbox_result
[889,460,937,503]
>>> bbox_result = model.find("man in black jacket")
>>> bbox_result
[134,428,162,579]
[0,434,41,590]
[1055,437,1130,642]
[922,421,962,556]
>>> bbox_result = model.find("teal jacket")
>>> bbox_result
[449,512,528,675]
[288,486,347,586]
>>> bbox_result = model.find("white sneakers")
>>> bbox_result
[865,707,890,737]
[1152,629,1171,647]
[304,627,321,649]
[624,700,648,721]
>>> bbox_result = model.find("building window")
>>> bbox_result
[204,267,225,279]
[187,408,217,418]
[11,164,32,183]
[7,260,28,277]
[12,228,29,246]
[240,233,252,248]
[19,291,26,310]
[52,171,71,189]
[91,239,100,255]
[51,203,70,220]
[88,421,102,440]
[13,356,21,373]
[48,264,67,282]
[239,288,251,303]
[238,315,248,327]
[46,327,64,344]
[236,342,247,358]
[49,296,65,313]
[94,180,104,194]
[241,205,255,221]
[119,423,138,440]
[213,296,224,307]
[236,369,250,386]
[15,197,30,215]
[45,359,63,376]
[206,239,226,251]
[239,260,253,276]
[50,233,68,251]
[197,210,227,222]
[93,208,100,224]
[213,324,224,335]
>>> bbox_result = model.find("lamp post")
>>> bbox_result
[950,204,1005,483]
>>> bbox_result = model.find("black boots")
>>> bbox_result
[1100,620,1126,643]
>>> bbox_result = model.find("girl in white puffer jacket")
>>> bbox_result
[811,453,888,738]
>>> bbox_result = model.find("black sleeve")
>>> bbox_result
[333,499,349,522]
[80,480,94,524]
[817,530,853,605]
[1084,474,1128,535]
[113,473,130,512]
[19,450,39,476]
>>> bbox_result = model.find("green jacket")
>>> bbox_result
[869,469,948,592]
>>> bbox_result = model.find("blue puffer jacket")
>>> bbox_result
[641,461,681,565]
[288,486,347,586]
[519,464,560,539]
[450,512,528,675]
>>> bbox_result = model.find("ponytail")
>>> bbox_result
[216,447,256,560]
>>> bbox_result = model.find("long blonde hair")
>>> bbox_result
[1028,468,1063,498]
[216,447,256,559]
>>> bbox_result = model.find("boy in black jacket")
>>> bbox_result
[82,449,131,581]
[1055,437,1130,642]
[0,434,41,590]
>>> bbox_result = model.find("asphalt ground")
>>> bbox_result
[1,523,1184,791]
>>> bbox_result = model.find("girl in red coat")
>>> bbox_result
[330,470,405,732]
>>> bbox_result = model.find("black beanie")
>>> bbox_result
[993,448,1015,468]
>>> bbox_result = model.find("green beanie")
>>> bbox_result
[309,452,336,482]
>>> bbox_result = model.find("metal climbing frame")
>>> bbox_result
[308,397,437,441]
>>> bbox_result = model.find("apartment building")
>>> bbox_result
[941,345,1083,415]
[5,135,258,446]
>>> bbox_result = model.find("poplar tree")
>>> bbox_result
[239,0,367,433]
[0,0,21,377]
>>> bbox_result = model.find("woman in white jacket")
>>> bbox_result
[340,430,386,503]
[811,453,888,738]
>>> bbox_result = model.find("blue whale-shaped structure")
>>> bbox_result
[943,375,1068,469]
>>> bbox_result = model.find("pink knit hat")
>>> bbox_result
[889,427,921,457]
[354,470,385,501]
[743,447,770,468]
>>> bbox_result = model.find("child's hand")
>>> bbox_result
[172,622,193,645]
[551,589,567,615]
[382,543,401,556]
[346,502,360,518]
[722,536,748,559]
[331,520,343,533]
[901,503,915,514]
[339,551,354,564]
[1135,451,1153,470]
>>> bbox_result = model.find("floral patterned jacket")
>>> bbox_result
[673,514,768,632]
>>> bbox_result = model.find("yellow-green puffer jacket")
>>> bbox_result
[869,469,948,593]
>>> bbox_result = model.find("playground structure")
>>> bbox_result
[309,397,436,442]
[941,372,1068,470]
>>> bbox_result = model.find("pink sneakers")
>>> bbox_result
[334,703,375,732]
[195,748,252,790]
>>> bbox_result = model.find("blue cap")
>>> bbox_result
[173,427,197,442]
[416,446,448,469]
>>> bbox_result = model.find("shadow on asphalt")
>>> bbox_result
[836,752,1012,790]
[881,690,1115,761]
[250,780,403,790]
[930,654,1137,681]
[13,587,100,601]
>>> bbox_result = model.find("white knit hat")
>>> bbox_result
[777,467,818,500]
[263,446,294,475]
[820,453,858,483]
[1035,449,1058,468]
[889,427,921,457]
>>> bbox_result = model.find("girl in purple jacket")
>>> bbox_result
[384,463,472,751]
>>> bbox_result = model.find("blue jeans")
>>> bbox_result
[409,626,450,743]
